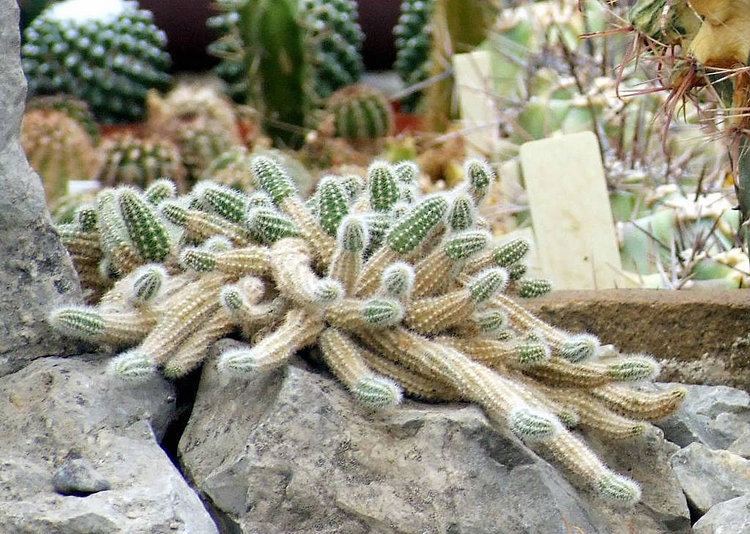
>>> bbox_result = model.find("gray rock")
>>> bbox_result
[669,443,750,514]
[0,356,218,534]
[0,0,83,378]
[179,340,688,534]
[692,495,750,534]
[52,456,111,496]
[655,384,750,450]
[728,431,750,459]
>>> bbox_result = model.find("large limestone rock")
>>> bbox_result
[654,384,750,453]
[692,495,750,534]
[669,443,750,515]
[0,356,218,533]
[179,341,689,534]
[0,0,82,377]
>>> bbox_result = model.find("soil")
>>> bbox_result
[526,289,750,389]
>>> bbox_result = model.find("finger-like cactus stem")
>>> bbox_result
[518,278,552,298]
[467,238,530,273]
[317,176,350,236]
[542,387,648,439]
[464,159,494,203]
[144,179,177,205]
[108,350,157,381]
[523,355,660,388]
[49,306,156,345]
[117,188,172,263]
[413,230,489,297]
[129,265,167,304]
[246,207,301,244]
[361,347,460,402]
[181,247,272,277]
[368,161,400,212]
[386,195,449,254]
[319,328,402,408]
[380,261,415,300]
[326,297,404,331]
[272,239,343,307]
[218,309,323,374]
[590,385,687,420]
[160,202,251,245]
[251,155,297,205]
[468,268,509,303]
[440,336,551,368]
[162,310,236,378]
[97,190,141,274]
[447,192,476,231]
[560,334,601,362]
[329,215,367,292]
[393,161,419,185]
[196,181,250,224]
[509,408,562,441]
[545,432,641,506]
[280,196,336,265]
[134,274,230,367]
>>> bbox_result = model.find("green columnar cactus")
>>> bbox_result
[22,0,171,123]
[21,107,101,201]
[99,134,186,191]
[393,0,434,111]
[50,156,686,506]
[325,84,394,141]
[208,0,364,145]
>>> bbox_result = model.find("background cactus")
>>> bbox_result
[22,0,171,123]
[21,107,101,201]
[207,0,364,145]
[324,84,394,141]
[99,134,185,191]
[51,155,685,505]
[393,0,434,112]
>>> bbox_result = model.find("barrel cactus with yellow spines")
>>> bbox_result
[22,0,171,123]
[21,107,101,201]
[50,155,686,506]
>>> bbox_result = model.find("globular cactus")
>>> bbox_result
[99,134,186,191]
[21,107,101,201]
[26,95,100,142]
[324,84,394,141]
[22,0,172,123]
[393,0,434,111]
[207,0,364,145]
[51,156,686,506]
[176,123,240,185]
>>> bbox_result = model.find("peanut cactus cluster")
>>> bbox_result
[50,156,685,505]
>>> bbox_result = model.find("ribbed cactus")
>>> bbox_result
[99,134,185,191]
[26,95,101,142]
[22,0,171,123]
[21,107,101,201]
[51,156,685,505]
[393,0,434,112]
[207,0,364,145]
[324,84,394,141]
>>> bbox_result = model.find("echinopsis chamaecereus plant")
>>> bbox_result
[49,155,686,506]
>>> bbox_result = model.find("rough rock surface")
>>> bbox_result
[0,0,82,377]
[179,340,688,534]
[526,290,750,389]
[0,356,218,534]
[692,494,750,534]
[655,384,750,452]
[669,443,750,514]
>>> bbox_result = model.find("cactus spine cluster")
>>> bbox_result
[208,0,364,145]
[22,0,171,123]
[50,156,685,505]
[325,85,394,141]
[21,106,101,201]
